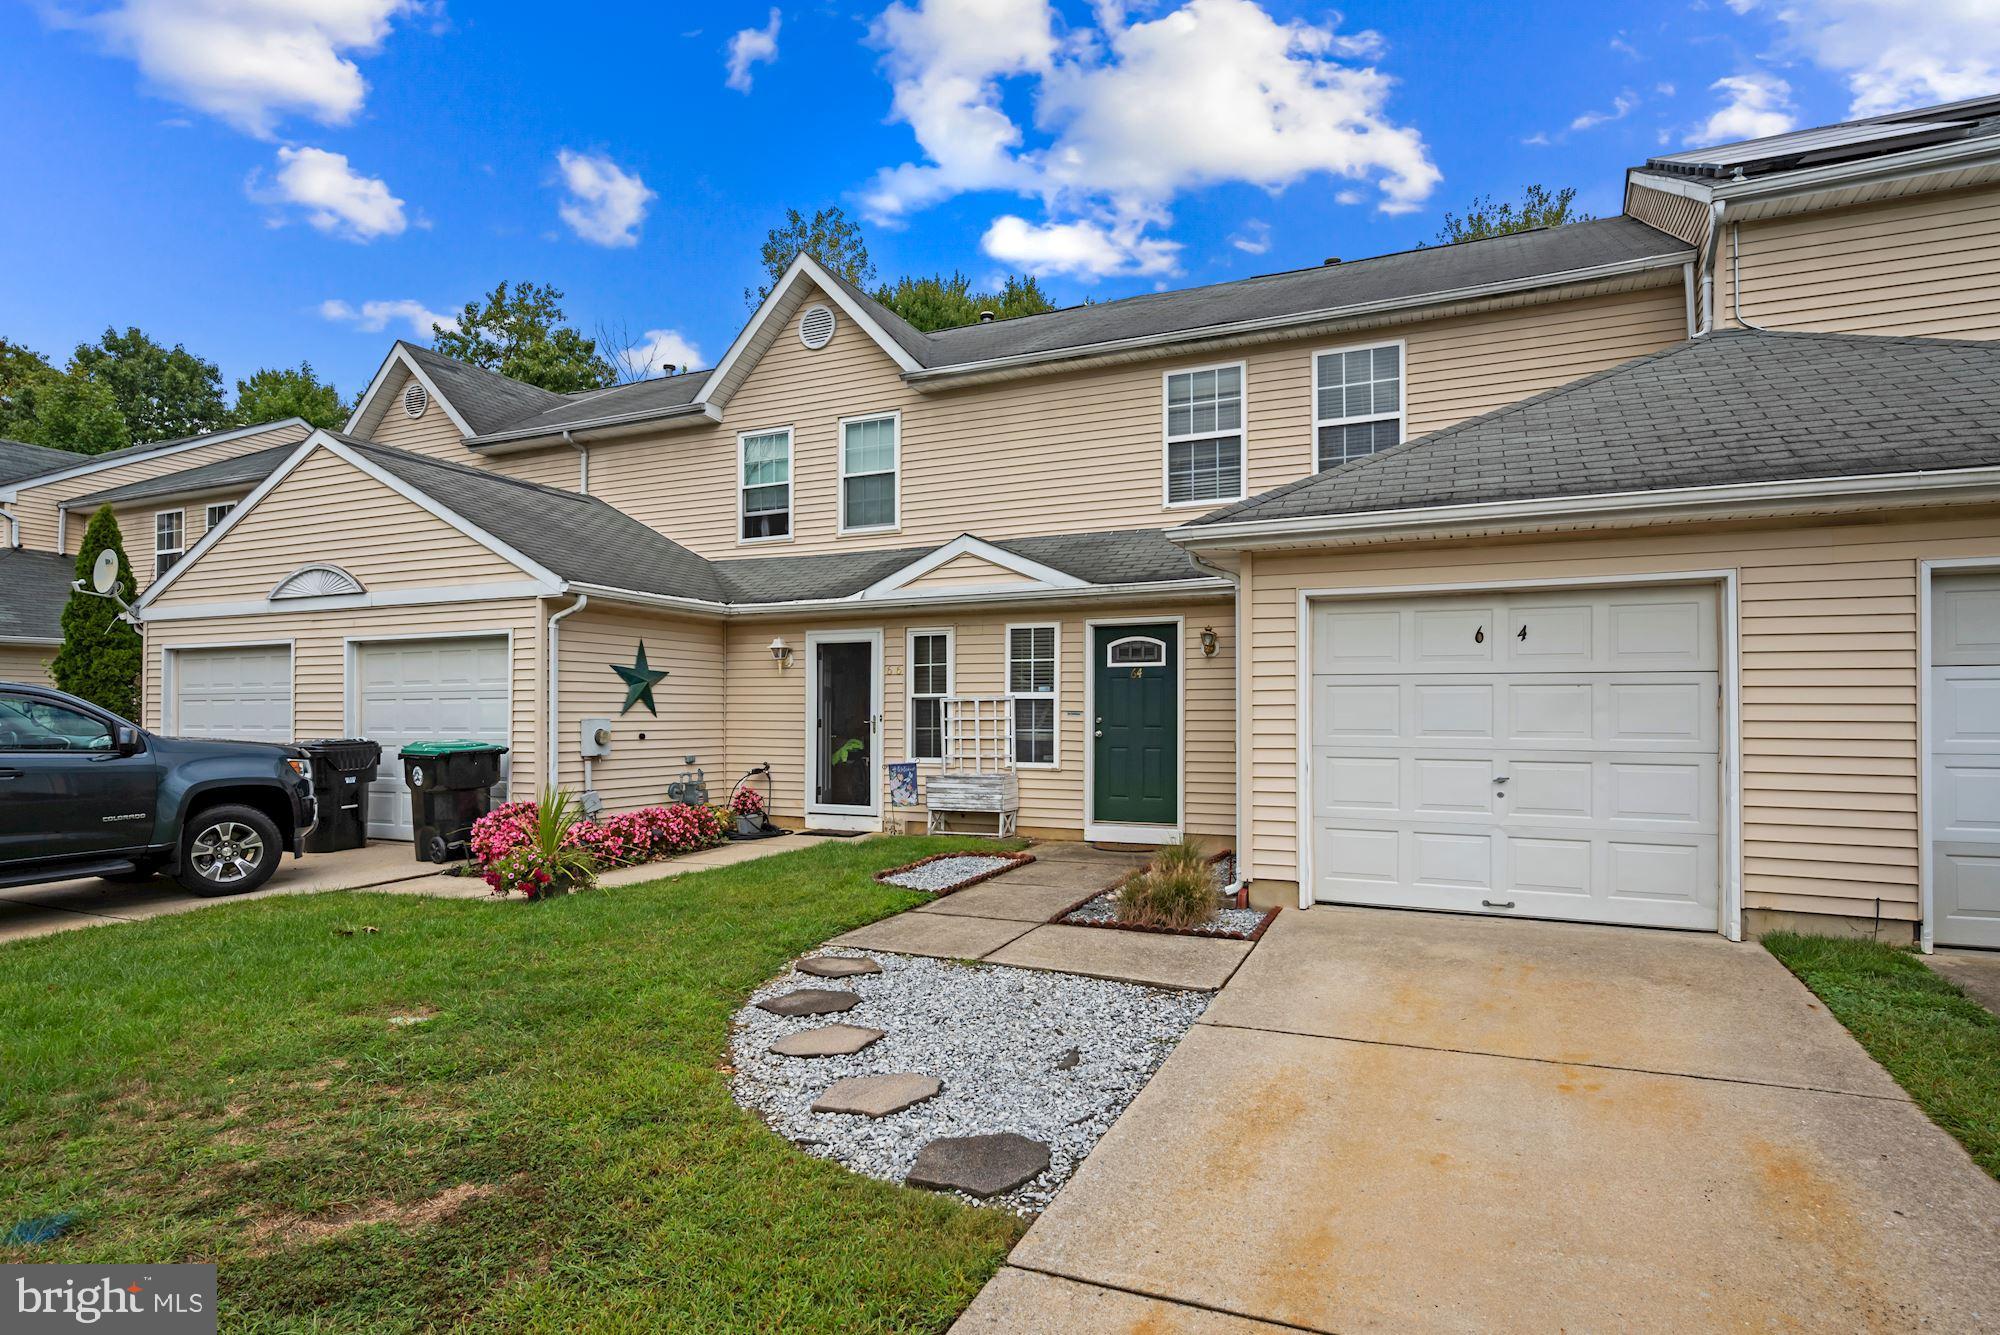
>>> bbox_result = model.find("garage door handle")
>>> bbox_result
[1481,899,1516,910]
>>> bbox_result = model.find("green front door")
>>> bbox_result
[1092,623,1178,827]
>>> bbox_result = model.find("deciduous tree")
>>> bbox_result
[431,282,616,393]
[70,327,227,442]
[232,362,348,429]
[749,207,876,304]
[1430,185,1593,246]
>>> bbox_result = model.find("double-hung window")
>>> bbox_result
[1164,364,1245,505]
[1314,342,1403,470]
[1006,624,1058,767]
[154,509,185,579]
[739,429,792,541]
[841,413,899,532]
[205,501,234,531]
[907,629,953,761]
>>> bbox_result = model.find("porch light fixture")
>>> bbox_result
[1200,626,1219,657]
[769,637,794,669]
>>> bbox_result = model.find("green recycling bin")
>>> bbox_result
[399,740,509,864]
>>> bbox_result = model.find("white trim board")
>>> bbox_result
[344,344,477,439]
[863,534,1088,599]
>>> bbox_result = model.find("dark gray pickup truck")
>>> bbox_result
[0,681,316,896]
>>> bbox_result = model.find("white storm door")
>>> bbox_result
[170,646,293,743]
[356,637,511,839]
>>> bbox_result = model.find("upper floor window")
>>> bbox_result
[907,628,953,761]
[1007,624,1058,767]
[740,429,792,542]
[841,413,899,533]
[1164,365,1245,506]
[1315,342,1402,471]
[154,509,185,579]
[205,502,234,531]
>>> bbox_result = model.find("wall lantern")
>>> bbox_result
[1200,626,1219,657]
[770,636,794,669]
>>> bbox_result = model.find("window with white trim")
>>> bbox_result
[1006,625,1058,767]
[740,429,792,541]
[841,414,898,531]
[907,629,953,761]
[1314,343,1402,470]
[153,509,185,579]
[1164,365,1244,504]
[205,502,234,531]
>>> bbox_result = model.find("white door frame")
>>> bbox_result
[1083,614,1186,845]
[804,628,884,832]
[1296,570,1743,939]
[1917,557,2000,954]
[159,639,296,738]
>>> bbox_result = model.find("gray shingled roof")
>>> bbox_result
[0,438,85,488]
[0,548,76,643]
[462,366,707,442]
[1,420,308,486]
[398,343,573,435]
[69,443,294,508]
[1190,329,2000,529]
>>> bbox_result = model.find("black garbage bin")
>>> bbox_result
[299,738,383,854]
[399,740,509,864]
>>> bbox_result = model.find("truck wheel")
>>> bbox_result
[176,805,282,897]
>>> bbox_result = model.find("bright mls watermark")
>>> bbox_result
[7,1266,214,1333]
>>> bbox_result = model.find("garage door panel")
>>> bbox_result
[1320,755,1400,812]
[1412,831,1495,891]
[1317,681,1400,739]
[1413,683,1494,739]
[1413,758,1500,816]
[1506,760,1593,820]
[1508,836,1593,897]
[1509,682,1593,742]
[1413,607,1498,667]
[357,637,510,840]
[171,646,293,744]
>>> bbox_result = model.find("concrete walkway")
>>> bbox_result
[1928,947,2000,1017]
[828,843,1256,991]
[959,906,2000,1333]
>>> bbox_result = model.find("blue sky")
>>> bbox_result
[1,0,1990,402]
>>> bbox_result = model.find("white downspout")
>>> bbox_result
[563,429,589,494]
[546,591,588,797]
[1696,200,1726,336]
[2,506,18,549]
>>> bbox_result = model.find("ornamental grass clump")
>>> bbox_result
[1114,838,1219,930]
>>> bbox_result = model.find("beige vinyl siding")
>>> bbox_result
[580,281,1689,562]
[1724,184,2000,338]
[141,600,546,793]
[0,643,57,686]
[362,367,582,489]
[149,448,524,607]
[721,597,1235,839]
[903,554,1042,590]
[1241,507,2000,923]
[11,422,311,554]
[113,489,252,589]
[1626,183,1712,249]
[550,605,726,811]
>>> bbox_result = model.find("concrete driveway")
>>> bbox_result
[959,906,2000,1333]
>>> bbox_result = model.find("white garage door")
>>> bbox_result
[171,645,293,744]
[356,637,511,839]
[1310,586,1721,930]
[1930,575,2000,948]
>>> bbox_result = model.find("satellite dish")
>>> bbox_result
[91,549,120,595]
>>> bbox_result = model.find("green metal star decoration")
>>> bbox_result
[612,641,669,716]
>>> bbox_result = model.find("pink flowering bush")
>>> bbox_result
[478,789,596,900]
[730,786,767,817]
[471,795,730,894]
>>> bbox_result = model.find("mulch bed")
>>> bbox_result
[872,849,1037,895]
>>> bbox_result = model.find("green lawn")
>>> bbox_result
[1764,932,2000,1179]
[0,836,1027,1332]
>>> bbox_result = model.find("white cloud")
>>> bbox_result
[981,214,1180,278]
[555,150,656,248]
[1689,72,1797,145]
[1730,0,2000,116]
[863,0,1436,278]
[1228,219,1271,254]
[1609,36,1640,59]
[1570,91,1638,132]
[619,329,706,379]
[263,146,406,241]
[726,8,782,92]
[49,0,413,138]
[319,298,457,338]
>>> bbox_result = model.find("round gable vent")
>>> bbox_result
[798,304,837,350]
[402,382,428,418]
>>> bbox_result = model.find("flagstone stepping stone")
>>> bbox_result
[810,1073,942,1118]
[905,1133,1051,1198]
[795,955,882,978]
[769,1025,885,1057]
[757,988,860,1017]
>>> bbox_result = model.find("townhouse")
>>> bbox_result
[7,94,2000,950]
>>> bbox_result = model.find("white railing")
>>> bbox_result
[940,696,1015,773]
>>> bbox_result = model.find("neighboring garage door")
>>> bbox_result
[1930,574,2000,948]
[170,645,293,744]
[356,637,510,839]
[1309,585,1721,930]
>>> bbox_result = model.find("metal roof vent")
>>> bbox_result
[402,381,428,418]
[798,304,837,350]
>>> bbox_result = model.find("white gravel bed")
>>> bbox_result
[1062,891,1269,937]
[878,854,1018,892]
[730,951,1209,1214]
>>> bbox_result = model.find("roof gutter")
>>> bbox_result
[468,400,718,453]
[901,251,1692,386]
[1170,465,2000,551]
[565,575,1233,619]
